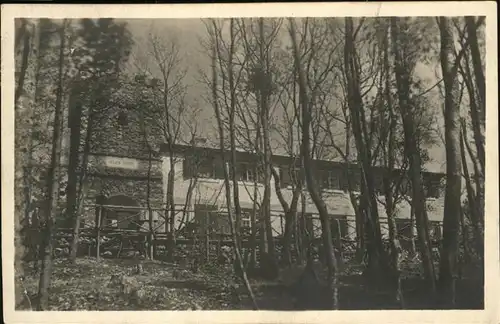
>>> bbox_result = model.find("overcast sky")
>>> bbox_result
[122,18,446,173]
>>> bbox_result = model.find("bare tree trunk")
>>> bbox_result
[15,18,39,309]
[438,16,463,308]
[298,191,307,264]
[69,95,96,262]
[166,160,176,260]
[70,170,90,255]
[37,22,67,310]
[381,22,404,306]
[464,16,485,118]
[15,18,28,54]
[248,126,262,269]
[462,123,484,224]
[271,166,302,267]
[255,97,270,263]
[463,20,485,242]
[178,176,198,231]
[346,169,365,263]
[65,88,82,222]
[67,89,83,262]
[391,17,437,293]
[289,18,339,309]
[146,150,155,260]
[458,200,469,270]
[210,21,258,309]
[350,180,365,263]
[137,101,157,260]
[257,18,279,277]
[344,17,387,280]
[249,167,259,269]
[460,54,484,175]
[460,49,485,233]
[409,200,417,256]
[15,21,32,107]
[23,30,44,241]
[338,127,365,262]
[460,126,484,258]
[228,19,243,250]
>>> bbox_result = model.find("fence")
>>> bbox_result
[22,203,444,263]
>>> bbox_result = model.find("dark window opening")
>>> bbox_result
[239,163,256,182]
[240,209,253,235]
[320,170,342,190]
[429,221,442,241]
[424,180,440,199]
[197,162,216,179]
[186,157,224,180]
[373,174,384,194]
[195,204,225,237]
[351,174,361,192]
[330,216,348,239]
[279,166,301,188]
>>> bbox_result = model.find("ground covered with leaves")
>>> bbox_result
[20,254,483,311]
[22,257,249,311]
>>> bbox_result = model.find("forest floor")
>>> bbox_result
[19,256,483,311]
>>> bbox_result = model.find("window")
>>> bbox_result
[183,152,225,180]
[217,215,232,236]
[351,171,361,192]
[340,170,349,191]
[278,166,301,187]
[241,210,251,229]
[330,216,348,248]
[236,209,254,237]
[429,221,442,240]
[239,163,256,182]
[195,204,223,235]
[330,216,348,239]
[216,164,226,179]
[373,174,384,194]
[196,160,218,179]
[424,179,440,199]
[182,158,192,179]
[320,171,330,189]
[321,170,341,190]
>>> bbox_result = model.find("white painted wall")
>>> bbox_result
[161,155,445,237]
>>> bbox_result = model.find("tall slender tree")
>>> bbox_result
[344,17,388,281]
[37,20,68,310]
[207,18,258,309]
[14,18,40,309]
[390,17,438,293]
[437,16,464,307]
[289,18,339,310]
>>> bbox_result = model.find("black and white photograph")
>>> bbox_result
[2,2,498,323]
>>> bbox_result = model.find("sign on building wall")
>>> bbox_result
[104,157,139,170]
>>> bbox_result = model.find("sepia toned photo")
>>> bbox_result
[2,2,498,324]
